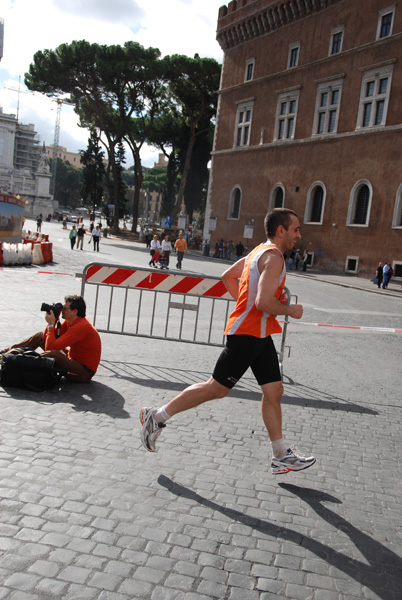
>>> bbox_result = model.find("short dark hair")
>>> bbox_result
[65,295,86,318]
[264,208,299,238]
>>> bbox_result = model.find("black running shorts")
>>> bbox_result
[212,334,281,389]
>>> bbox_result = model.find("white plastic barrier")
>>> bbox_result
[2,242,33,265]
[31,243,45,264]
[2,243,18,265]
[16,243,32,265]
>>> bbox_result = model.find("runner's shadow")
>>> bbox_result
[158,476,401,599]
[101,360,377,414]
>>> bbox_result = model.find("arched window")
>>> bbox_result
[228,186,242,219]
[304,182,326,224]
[269,184,285,211]
[392,184,402,228]
[347,181,372,226]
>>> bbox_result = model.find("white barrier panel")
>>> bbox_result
[31,243,44,265]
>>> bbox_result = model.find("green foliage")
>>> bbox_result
[25,41,221,229]
[80,129,106,209]
[50,158,83,207]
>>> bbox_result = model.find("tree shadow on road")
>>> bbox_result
[101,359,377,415]
[158,475,401,600]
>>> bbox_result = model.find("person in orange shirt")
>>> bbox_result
[140,208,316,475]
[1,295,101,383]
[174,232,188,270]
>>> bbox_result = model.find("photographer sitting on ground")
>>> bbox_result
[1,295,101,383]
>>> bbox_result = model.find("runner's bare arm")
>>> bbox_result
[221,258,246,300]
[255,252,303,319]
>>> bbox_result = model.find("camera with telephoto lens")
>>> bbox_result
[41,302,63,320]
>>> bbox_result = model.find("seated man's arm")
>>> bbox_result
[44,322,83,351]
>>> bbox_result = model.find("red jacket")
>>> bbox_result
[44,317,101,372]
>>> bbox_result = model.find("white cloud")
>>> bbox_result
[53,0,145,27]
[0,0,224,166]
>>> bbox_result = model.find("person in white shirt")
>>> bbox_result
[161,235,172,268]
[149,234,161,267]
[91,225,101,251]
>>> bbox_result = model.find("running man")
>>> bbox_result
[140,208,316,475]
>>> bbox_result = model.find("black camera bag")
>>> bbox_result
[0,351,65,392]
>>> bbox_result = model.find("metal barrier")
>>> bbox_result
[80,263,293,374]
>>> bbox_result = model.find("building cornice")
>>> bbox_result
[211,123,402,157]
[217,31,402,96]
[217,0,344,51]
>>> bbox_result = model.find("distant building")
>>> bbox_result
[0,18,4,62]
[0,106,52,217]
[45,144,108,170]
[205,0,402,277]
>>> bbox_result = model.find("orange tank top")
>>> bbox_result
[224,242,286,338]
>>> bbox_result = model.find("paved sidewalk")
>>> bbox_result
[0,233,401,599]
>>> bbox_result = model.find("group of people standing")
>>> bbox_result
[285,248,309,272]
[69,222,101,251]
[374,262,393,289]
[212,240,246,261]
[148,232,188,270]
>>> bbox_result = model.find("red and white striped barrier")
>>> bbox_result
[84,264,232,299]
[290,321,402,334]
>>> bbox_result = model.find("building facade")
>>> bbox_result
[0,107,52,217]
[205,0,402,277]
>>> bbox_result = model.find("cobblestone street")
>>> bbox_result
[0,222,401,599]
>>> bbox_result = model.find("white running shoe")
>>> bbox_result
[271,448,316,475]
[140,407,166,452]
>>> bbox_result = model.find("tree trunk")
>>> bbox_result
[171,124,196,223]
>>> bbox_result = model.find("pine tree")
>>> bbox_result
[80,129,106,213]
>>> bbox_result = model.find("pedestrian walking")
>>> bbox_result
[374,262,383,288]
[91,225,101,251]
[174,232,188,270]
[140,207,316,475]
[69,225,77,249]
[302,250,309,271]
[382,262,391,289]
[227,240,234,261]
[161,235,172,267]
[149,234,161,267]
[235,241,244,261]
[76,225,85,250]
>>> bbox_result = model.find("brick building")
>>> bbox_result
[204,0,402,277]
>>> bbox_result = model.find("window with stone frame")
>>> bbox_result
[357,65,393,129]
[392,184,402,228]
[269,184,285,210]
[347,181,372,226]
[228,186,242,219]
[313,80,343,135]
[329,28,344,55]
[275,91,299,141]
[305,183,325,224]
[235,101,253,147]
[245,59,255,82]
[288,43,300,69]
[377,6,395,39]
